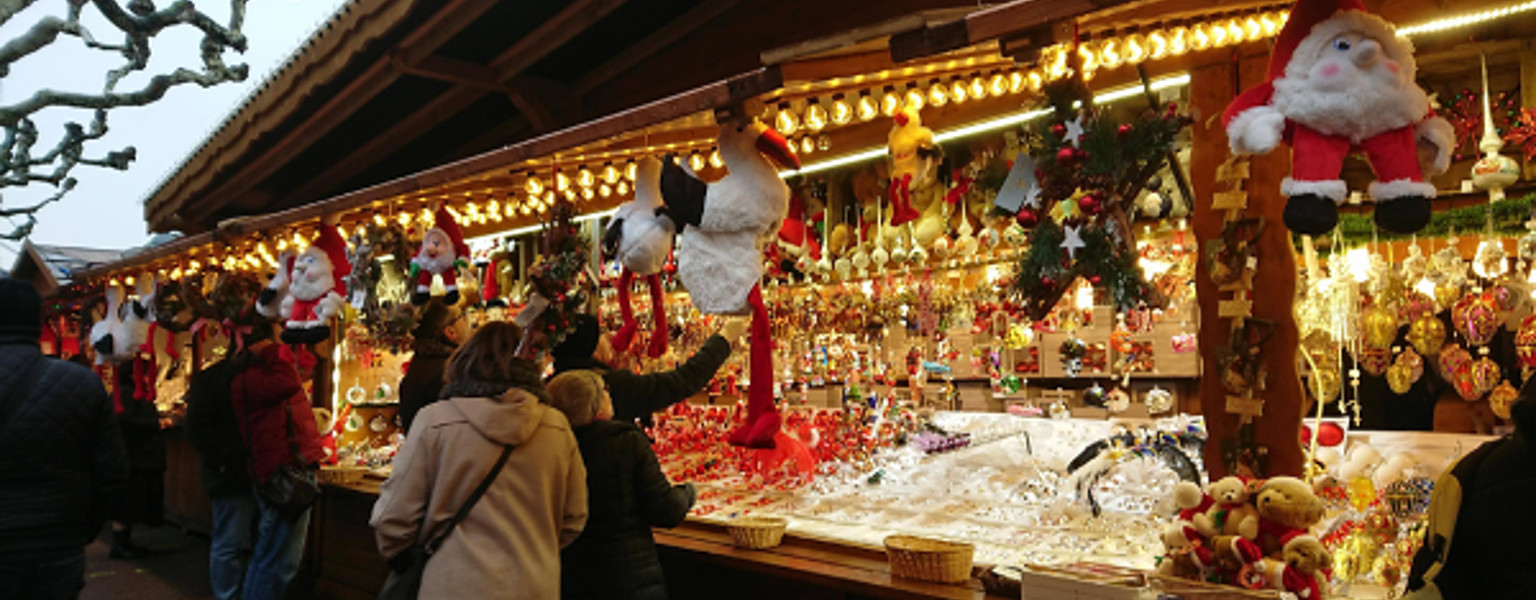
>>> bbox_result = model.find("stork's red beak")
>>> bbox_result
[894,113,910,127]
[755,128,801,170]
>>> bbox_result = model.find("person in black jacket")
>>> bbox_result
[185,356,255,600]
[0,278,129,599]
[547,369,696,600]
[398,299,468,434]
[550,314,744,425]
[110,361,170,559]
[1407,385,1536,599]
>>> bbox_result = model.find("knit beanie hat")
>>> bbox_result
[0,278,42,342]
[552,313,601,361]
[546,369,606,427]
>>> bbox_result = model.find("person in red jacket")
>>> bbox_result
[229,321,324,600]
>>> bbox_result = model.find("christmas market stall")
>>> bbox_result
[49,0,1536,598]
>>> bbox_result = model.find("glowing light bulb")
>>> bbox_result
[520,203,532,216]
[1260,13,1280,37]
[1124,33,1147,64]
[1243,15,1262,40]
[988,72,1008,96]
[816,134,831,152]
[581,187,595,200]
[708,149,723,168]
[880,86,901,117]
[397,212,410,227]
[525,175,544,196]
[1191,23,1212,51]
[949,77,968,103]
[1226,18,1245,44]
[927,79,948,107]
[504,199,516,217]
[1027,69,1044,91]
[373,213,385,227]
[1147,30,1169,59]
[555,171,571,192]
[855,91,878,121]
[689,152,705,172]
[903,83,925,112]
[624,160,638,182]
[602,163,620,184]
[544,190,555,205]
[617,180,630,196]
[1047,46,1069,80]
[968,75,987,100]
[800,136,815,155]
[829,94,853,125]
[1168,26,1189,56]
[1210,20,1229,46]
[1099,38,1122,69]
[1077,42,1099,80]
[577,167,595,188]
[563,189,576,201]
[599,184,612,198]
[537,201,549,213]
[803,99,828,132]
[774,102,799,136]
[420,208,432,226]
[1008,71,1025,94]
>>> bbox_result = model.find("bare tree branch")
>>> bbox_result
[0,0,251,242]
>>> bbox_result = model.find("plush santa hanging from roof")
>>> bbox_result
[270,225,351,345]
[410,206,471,306]
[1222,0,1455,235]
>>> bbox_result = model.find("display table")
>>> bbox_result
[310,479,1008,600]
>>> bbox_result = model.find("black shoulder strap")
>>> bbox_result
[0,356,46,432]
[424,443,514,554]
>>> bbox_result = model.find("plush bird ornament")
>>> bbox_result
[602,156,675,358]
[657,118,800,449]
[278,226,352,345]
[410,206,471,306]
[90,283,145,365]
[887,106,943,228]
[1223,0,1454,236]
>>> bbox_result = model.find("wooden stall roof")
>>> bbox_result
[141,0,990,234]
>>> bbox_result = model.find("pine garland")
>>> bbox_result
[526,201,593,351]
[1332,193,1536,244]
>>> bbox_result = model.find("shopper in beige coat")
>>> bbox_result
[372,322,587,599]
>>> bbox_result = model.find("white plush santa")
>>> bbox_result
[410,206,471,306]
[278,226,351,345]
[1222,0,1455,235]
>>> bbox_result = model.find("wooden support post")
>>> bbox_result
[1190,54,1304,479]
[1520,40,1536,180]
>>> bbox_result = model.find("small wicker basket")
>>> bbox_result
[883,535,975,584]
[726,517,788,550]
[317,466,368,485]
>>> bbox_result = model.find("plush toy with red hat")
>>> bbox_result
[279,226,352,345]
[1222,0,1455,236]
[410,206,471,306]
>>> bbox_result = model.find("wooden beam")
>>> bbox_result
[390,51,512,93]
[887,0,1141,63]
[149,0,503,231]
[574,0,747,96]
[486,0,631,78]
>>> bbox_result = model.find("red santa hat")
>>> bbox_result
[1269,0,1415,82]
[432,206,472,259]
[311,225,352,291]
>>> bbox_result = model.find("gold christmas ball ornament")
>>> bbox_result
[1386,363,1416,395]
[1357,346,1391,377]
[1438,344,1472,380]
[1451,292,1499,347]
[1489,380,1518,419]
[1516,315,1536,368]
[1434,283,1460,311]
[1362,306,1399,349]
[1400,293,1437,321]
[1408,315,1446,356]
[1309,368,1341,404]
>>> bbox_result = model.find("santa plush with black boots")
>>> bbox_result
[1222,0,1455,235]
[276,226,351,345]
[409,206,471,306]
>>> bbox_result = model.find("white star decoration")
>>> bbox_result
[1022,181,1042,209]
[1061,225,1085,259]
[1063,115,1085,148]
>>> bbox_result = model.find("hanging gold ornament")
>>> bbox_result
[1408,315,1446,356]
[1362,306,1398,349]
[1387,363,1416,394]
[1310,367,1342,404]
[1396,348,1424,381]
[1357,346,1391,377]
[1516,314,1536,368]
[1468,357,1501,399]
[1451,292,1499,347]
[1433,283,1460,311]
[1439,344,1472,379]
[1399,292,1437,322]
[1489,380,1519,419]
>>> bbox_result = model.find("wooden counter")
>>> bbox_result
[310,480,1007,600]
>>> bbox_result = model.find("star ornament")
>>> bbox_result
[1061,225,1086,260]
[1064,115,1086,148]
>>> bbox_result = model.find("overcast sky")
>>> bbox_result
[1,0,352,267]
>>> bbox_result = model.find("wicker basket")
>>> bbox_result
[726,517,788,549]
[883,535,975,584]
[317,466,369,485]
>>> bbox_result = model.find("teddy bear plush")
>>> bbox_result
[1193,476,1261,540]
[1252,476,1326,558]
[1257,535,1333,599]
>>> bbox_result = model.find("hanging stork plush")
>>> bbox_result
[602,156,674,358]
[657,118,800,449]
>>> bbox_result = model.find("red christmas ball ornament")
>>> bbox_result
[1117,123,1132,137]
[1015,208,1040,229]
[1051,122,1067,137]
[1077,193,1101,215]
[1088,275,1102,285]
[1041,276,1057,289]
[1056,147,1077,165]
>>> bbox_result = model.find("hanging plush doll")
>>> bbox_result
[657,117,801,449]
[409,206,471,306]
[886,106,942,228]
[775,193,822,277]
[257,250,297,320]
[602,156,674,358]
[279,227,352,345]
[1222,0,1454,235]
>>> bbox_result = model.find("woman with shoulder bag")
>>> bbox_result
[230,320,325,600]
[372,322,588,600]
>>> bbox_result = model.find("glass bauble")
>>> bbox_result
[1489,380,1518,419]
[1451,292,1499,347]
[1362,306,1398,349]
[1407,315,1446,356]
